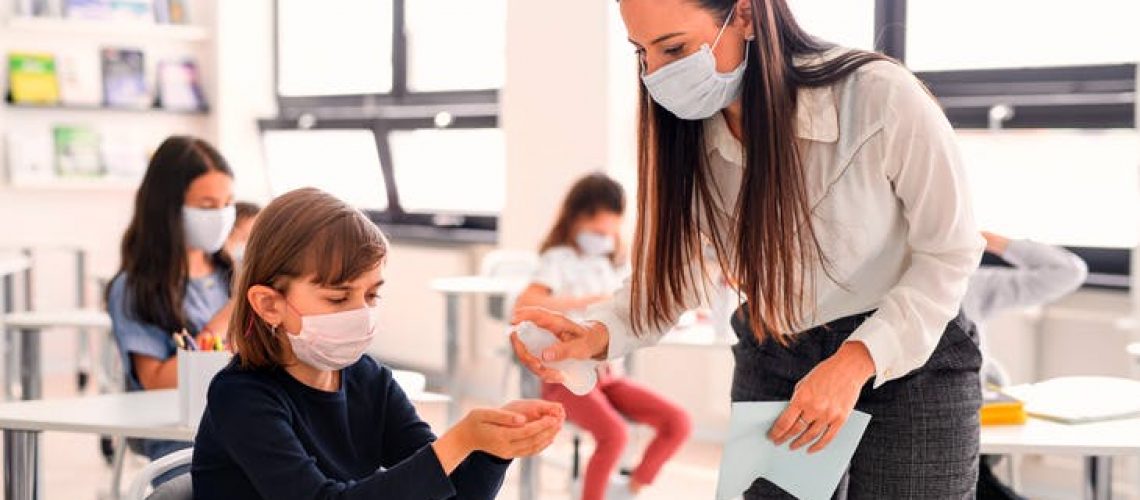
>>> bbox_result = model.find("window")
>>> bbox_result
[405,0,506,92]
[906,0,1140,71]
[958,129,1139,250]
[272,0,501,242]
[389,128,505,215]
[787,0,876,51]
[275,0,394,96]
[261,129,389,211]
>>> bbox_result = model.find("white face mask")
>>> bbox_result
[183,205,236,254]
[576,231,615,257]
[641,5,748,120]
[284,302,377,372]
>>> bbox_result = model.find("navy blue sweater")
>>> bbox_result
[192,356,509,499]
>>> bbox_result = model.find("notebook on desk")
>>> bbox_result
[1001,376,1140,424]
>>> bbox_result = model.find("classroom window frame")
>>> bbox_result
[876,0,1137,289]
[270,0,501,244]
[258,116,500,245]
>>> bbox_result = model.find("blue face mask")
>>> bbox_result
[641,6,748,121]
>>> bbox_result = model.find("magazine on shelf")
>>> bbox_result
[101,47,149,109]
[157,58,206,111]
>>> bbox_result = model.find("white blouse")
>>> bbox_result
[586,52,985,388]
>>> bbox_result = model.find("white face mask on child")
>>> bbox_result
[284,302,377,372]
[184,205,236,254]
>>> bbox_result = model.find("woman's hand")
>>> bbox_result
[769,341,875,453]
[509,307,610,384]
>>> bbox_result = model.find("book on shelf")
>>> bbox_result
[53,125,104,178]
[65,0,153,22]
[15,0,62,17]
[153,0,188,24]
[56,49,102,107]
[5,131,56,184]
[101,47,149,109]
[100,131,148,181]
[157,58,206,111]
[7,52,60,105]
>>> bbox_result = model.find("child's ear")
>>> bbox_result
[247,285,284,328]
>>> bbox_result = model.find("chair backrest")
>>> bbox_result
[480,250,539,321]
[127,447,194,500]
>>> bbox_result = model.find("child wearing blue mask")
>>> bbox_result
[514,173,691,500]
[192,187,564,499]
[107,135,237,474]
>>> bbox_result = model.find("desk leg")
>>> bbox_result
[1084,456,1112,500]
[18,328,40,401]
[445,293,461,425]
[519,369,539,500]
[2,275,13,401]
[4,429,40,500]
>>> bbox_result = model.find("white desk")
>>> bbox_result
[980,415,1140,500]
[1,309,113,401]
[0,384,450,500]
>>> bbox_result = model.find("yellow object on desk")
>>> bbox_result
[981,386,1027,426]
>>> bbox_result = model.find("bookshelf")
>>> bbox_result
[0,0,218,192]
[6,16,211,43]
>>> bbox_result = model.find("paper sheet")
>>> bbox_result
[716,401,871,500]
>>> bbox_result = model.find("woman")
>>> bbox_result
[107,136,235,473]
[514,173,690,499]
[512,0,985,497]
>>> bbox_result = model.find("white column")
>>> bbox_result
[501,0,636,250]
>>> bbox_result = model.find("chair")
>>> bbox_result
[479,249,539,321]
[126,447,194,500]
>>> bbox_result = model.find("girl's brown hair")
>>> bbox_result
[539,172,626,265]
[628,0,892,343]
[230,187,388,369]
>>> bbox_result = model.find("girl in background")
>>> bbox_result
[514,173,691,500]
[107,136,236,470]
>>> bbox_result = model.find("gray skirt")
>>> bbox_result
[730,308,982,500]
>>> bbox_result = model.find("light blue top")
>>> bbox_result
[108,270,230,391]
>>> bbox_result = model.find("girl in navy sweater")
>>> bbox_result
[192,187,564,499]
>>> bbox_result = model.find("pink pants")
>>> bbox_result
[542,375,691,500]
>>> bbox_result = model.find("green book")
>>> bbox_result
[53,125,104,178]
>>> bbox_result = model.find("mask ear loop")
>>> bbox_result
[710,4,738,51]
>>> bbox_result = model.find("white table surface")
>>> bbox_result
[0,255,31,277]
[0,386,451,441]
[430,276,529,295]
[0,390,192,441]
[2,308,112,330]
[980,416,1140,456]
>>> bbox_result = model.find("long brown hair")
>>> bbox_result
[230,188,388,369]
[540,173,626,265]
[630,0,892,342]
[111,136,234,334]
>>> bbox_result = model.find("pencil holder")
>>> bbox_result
[178,350,233,427]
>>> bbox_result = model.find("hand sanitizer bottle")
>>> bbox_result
[516,321,599,396]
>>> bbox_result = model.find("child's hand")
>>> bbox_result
[500,399,565,423]
[461,407,562,460]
